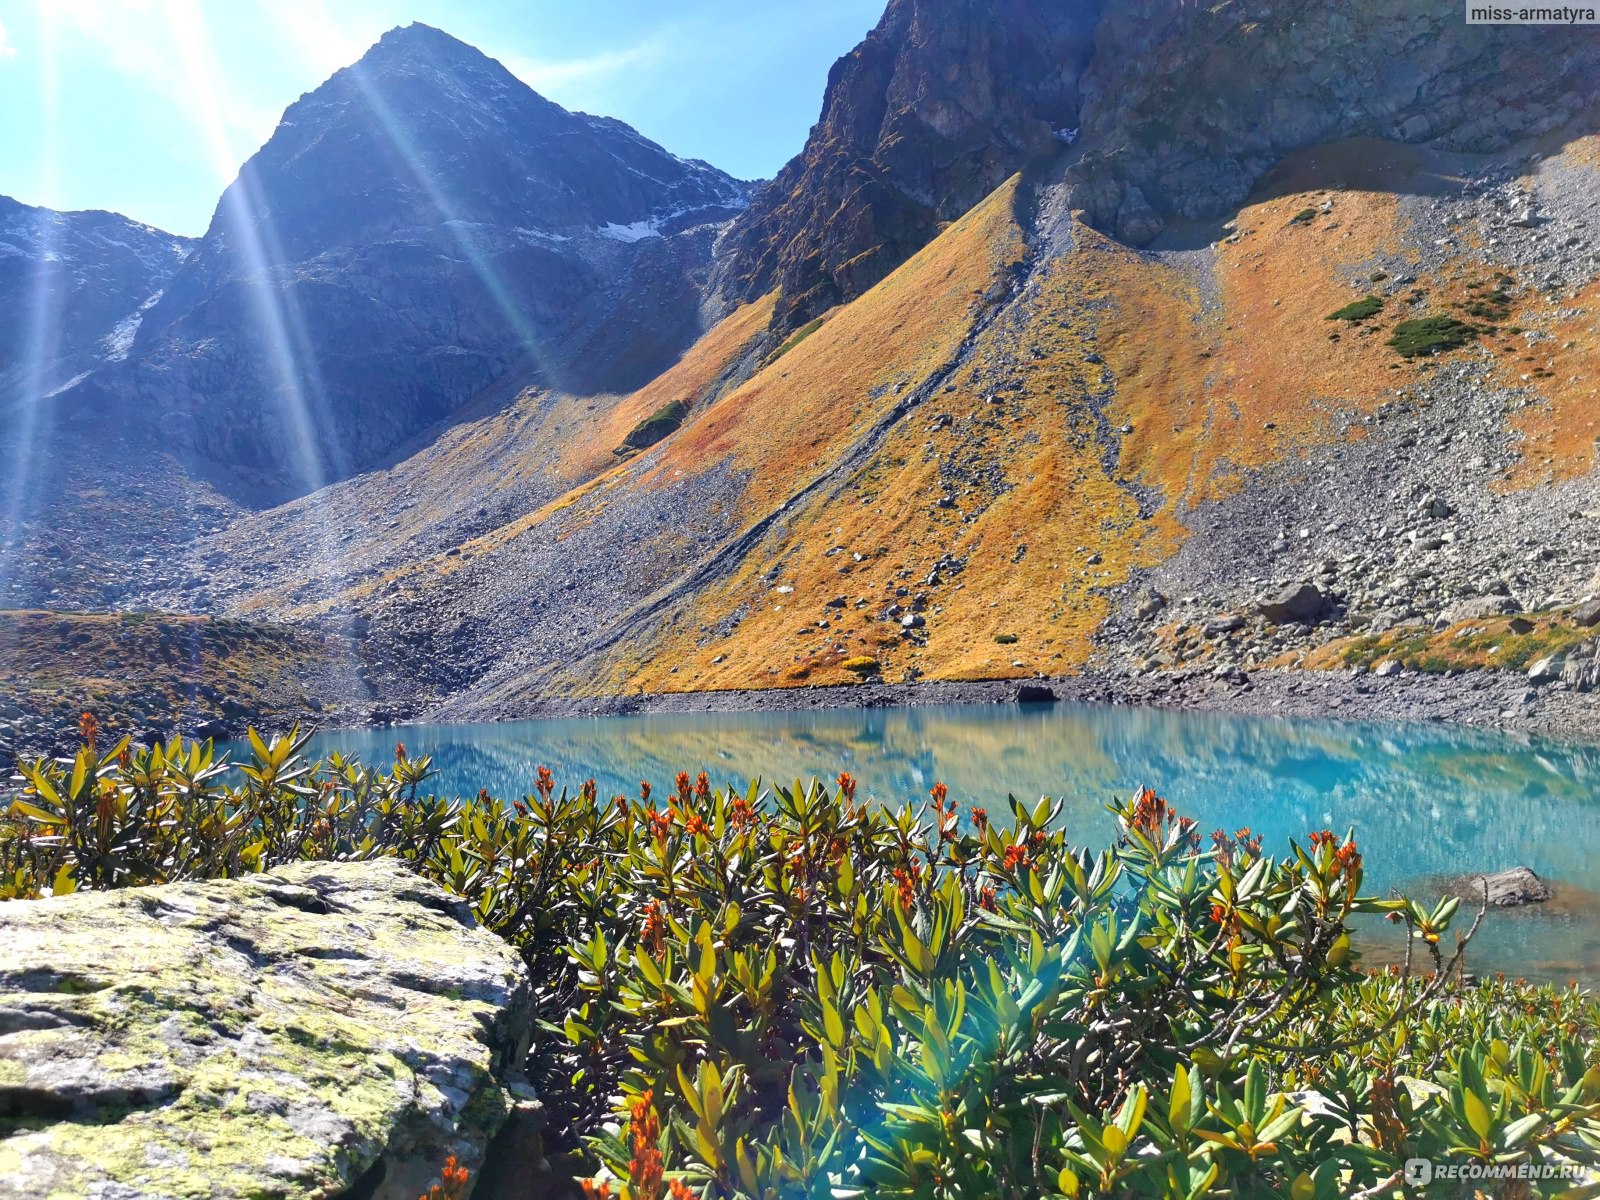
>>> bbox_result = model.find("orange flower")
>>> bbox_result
[891,863,919,908]
[628,1091,665,1200]
[1002,843,1030,871]
[536,766,555,800]
[641,901,666,959]
[836,772,857,801]
[694,771,711,801]
[79,711,98,755]
[640,780,652,803]
[417,1153,471,1200]
[972,807,988,833]
[395,741,407,762]
[579,1181,614,1200]
[668,1181,696,1200]
[684,814,709,838]
[675,771,693,805]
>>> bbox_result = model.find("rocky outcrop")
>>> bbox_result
[717,0,1100,330]
[0,195,192,396]
[1071,0,1600,245]
[0,860,533,1200]
[720,0,1600,332]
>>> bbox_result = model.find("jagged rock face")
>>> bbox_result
[722,0,1600,333]
[717,0,1101,330]
[0,860,533,1200]
[0,196,191,395]
[1069,0,1600,244]
[60,23,748,499]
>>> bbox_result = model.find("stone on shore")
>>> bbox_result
[1257,582,1326,625]
[0,860,534,1200]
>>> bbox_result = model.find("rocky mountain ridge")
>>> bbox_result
[0,194,192,397]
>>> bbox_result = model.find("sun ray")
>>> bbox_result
[0,5,63,606]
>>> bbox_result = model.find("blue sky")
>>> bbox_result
[0,0,885,236]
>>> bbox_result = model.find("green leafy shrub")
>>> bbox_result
[618,400,691,454]
[769,316,826,364]
[6,725,1600,1198]
[1388,317,1478,359]
[995,633,1019,645]
[1326,296,1383,322]
[1288,208,1318,225]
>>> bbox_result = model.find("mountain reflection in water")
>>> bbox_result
[249,702,1600,985]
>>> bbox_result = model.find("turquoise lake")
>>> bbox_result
[272,702,1600,986]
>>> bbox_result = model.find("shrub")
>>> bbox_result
[618,400,690,454]
[842,655,882,675]
[6,727,1600,1198]
[1388,317,1478,359]
[995,633,1020,645]
[1288,208,1318,225]
[1326,296,1383,322]
[769,316,826,364]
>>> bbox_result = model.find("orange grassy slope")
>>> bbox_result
[599,141,1507,694]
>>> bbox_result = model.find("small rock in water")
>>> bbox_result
[1445,866,1554,907]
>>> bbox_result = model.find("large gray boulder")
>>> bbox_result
[1257,582,1327,625]
[0,860,534,1200]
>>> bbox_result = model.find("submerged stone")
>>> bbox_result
[0,860,533,1200]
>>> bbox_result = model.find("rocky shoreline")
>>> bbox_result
[474,665,1600,743]
[7,663,1599,770]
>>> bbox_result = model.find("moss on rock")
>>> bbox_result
[0,861,532,1200]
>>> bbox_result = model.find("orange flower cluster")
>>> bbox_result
[417,1154,470,1200]
[929,781,959,846]
[628,1090,665,1200]
[730,794,757,832]
[79,711,98,756]
[1209,826,1263,868]
[837,772,857,801]
[684,813,709,838]
[645,807,673,843]
[1308,830,1363,879]
[1128,788,1200,849]
[395,742,407,762]
[891,862,921,908]
[1209,901,1243,944]
[1002,842,1030,872]
[535,766,555,800]
[979,885,997,912]
[972,807,988,835]
[640,900,667,959]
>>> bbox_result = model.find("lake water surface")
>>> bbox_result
[274,702,1600,985]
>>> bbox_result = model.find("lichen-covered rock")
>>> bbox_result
[0,860,533,1200]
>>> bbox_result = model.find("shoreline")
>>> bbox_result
[441,665,1600,744]
[8,665,1599,765]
